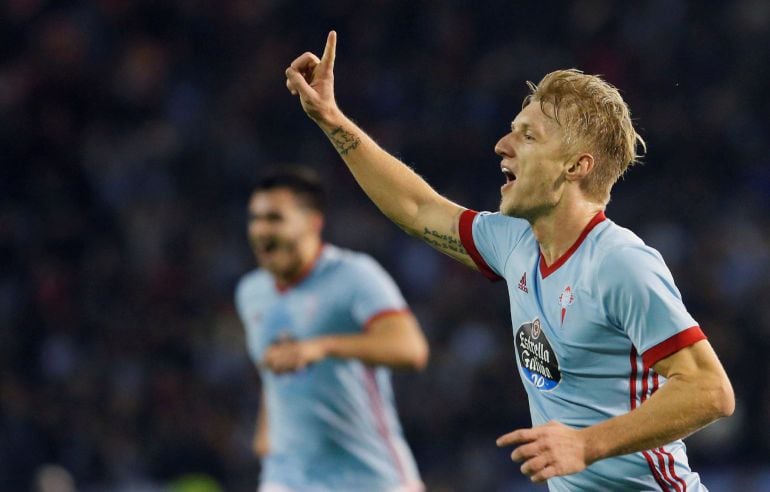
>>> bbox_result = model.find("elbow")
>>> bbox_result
[716,380,735,418]
[400,336,429,371]
[708,375,735,419]
[407,342,430,371]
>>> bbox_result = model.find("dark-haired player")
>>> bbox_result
[235,168,427,492]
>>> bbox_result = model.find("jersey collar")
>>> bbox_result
[275,243,326,293]
[539,211,606,279]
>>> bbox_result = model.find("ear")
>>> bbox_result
[310,211,325,235]
[565,154,594,182]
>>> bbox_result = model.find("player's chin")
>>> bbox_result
[258,253,286,274]
[499,198,519,218]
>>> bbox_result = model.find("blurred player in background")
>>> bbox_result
[235,168,427,492]
[285,32,735,491]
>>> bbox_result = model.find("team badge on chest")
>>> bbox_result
[558,285,575,327]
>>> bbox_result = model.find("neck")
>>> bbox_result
[276,237,323,288]
[531,200,604,266]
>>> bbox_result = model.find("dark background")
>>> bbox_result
[2,1,769,491]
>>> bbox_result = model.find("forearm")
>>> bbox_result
[254,395,269,457]
[581,373,733,463]
[316,327,428,370]
[316,110,446,235]
[287,32,473,265]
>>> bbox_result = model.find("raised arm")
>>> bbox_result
[285,31,476,269]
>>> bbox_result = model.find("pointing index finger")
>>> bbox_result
[319,30,337,74]
[496,428,535,447]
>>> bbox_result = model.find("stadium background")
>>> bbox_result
[2,1,769,490]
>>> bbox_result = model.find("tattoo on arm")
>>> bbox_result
[327,126,361,156]
[422,227,467,255]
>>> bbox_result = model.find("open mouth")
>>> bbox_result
[502,167,516,185]
[256,238,280,254]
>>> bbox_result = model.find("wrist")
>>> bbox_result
[314,336,335,359]
[579,426,606,465]
[316,107,346,132]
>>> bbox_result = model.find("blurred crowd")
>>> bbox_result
[1,1,769,491]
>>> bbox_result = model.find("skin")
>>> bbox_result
[248,188,323,288]
[247,184,429,456]
[285,31,734,483]
[253,392,269,457]
[262,312,428,374]
[494,101,602,266]
[497,340,733,482]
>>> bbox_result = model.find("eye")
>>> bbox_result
[524,133,535,141]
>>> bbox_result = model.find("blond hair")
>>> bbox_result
[524,69,646,204]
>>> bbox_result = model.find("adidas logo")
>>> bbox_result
[518,272,529,293]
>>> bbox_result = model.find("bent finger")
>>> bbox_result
[290,52,321,72]
[530,465,558,483]
[286,77,297,95]
[520,456,548,476]
[286,67,315,97]
[511,442,541,462]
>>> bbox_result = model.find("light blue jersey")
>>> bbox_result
[459,210,708,492]
[235,245,421,492]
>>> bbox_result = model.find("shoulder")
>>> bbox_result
[472,211,531,236]
[235,268,272,303]
[322,245,402,300]
[322,244,389,276]
[466,210,533,254]
[591,221,670,286]
[594,221,660,263]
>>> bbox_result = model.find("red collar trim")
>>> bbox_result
[275,244,325,293]
[539,211,606,279]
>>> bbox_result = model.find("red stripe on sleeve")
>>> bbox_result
[458,210,503,282]
[642,326,707,369]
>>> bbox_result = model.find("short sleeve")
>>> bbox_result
[234,276,250,324]
[233,272,268,364]
[348,255,409,329]
[600,245,706,368]
[458,210,529,281]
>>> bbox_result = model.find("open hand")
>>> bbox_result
[496,421,591,483]
[285,31,339,124]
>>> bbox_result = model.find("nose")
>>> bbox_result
[495,133,514,158]
[249,218,270,237]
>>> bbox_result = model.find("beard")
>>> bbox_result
[251,236,302,276]
[500,195,555,223]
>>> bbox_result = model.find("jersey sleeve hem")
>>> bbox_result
[642,326,707,369]
[363,308,412,331]
[459,209,504,282]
